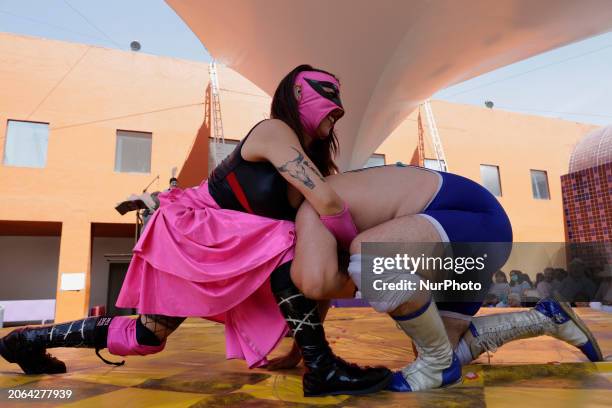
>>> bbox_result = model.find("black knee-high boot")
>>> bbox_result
[0,316,124,375]
[270,262,392,396]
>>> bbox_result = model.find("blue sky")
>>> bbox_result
[1,0,611,126]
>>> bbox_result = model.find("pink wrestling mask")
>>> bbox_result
[295,71,344,137]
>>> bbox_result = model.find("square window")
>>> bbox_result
[363,153,386,168]
[208,138,240,174]
[3,120,49,168]
[531,170,551,200]
[424,158,446,171]
[115,130,152,173]
[480,164,502,196]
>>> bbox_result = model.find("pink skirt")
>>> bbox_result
[116,180,296,367]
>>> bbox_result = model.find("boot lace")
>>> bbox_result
[475,319,555,354]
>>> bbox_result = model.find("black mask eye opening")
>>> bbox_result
[304,78,343,108]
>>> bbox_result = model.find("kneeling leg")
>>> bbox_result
[0,314,185,375]
[346,215,461,392]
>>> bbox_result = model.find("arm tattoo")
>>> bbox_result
[302,157,326,182]
[276,147,325,189]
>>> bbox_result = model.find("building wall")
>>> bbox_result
[0,236,60,300]
[561,162,612,269]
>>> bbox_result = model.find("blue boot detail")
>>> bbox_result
[535,297,603,362]
[387,353,462,392]
[441,353,462,386]
[534,298,570,324]
[578,341,602,362]
[387,371,412,392]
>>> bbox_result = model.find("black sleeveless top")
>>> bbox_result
[207,121,298,221]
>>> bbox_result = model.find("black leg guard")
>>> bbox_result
[0,316,119,375]
[270,262,392,396]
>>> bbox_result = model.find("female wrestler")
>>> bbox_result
[0,65,392,397]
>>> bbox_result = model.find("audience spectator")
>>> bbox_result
[518,272,539,305]
[518,273,533,289]
[507,292,522,307]
[483,293,500,307]
[551,268,568,294]
[559,258,597,303]
[509,270,520,287]
[551,268,567,292]
[488,270,510,305]
[593,267,612,303]
[592,266,612,312]
[522,273,534,288]
[537,267,555,298]
[509,270,532,302]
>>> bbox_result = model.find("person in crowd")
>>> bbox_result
[559,259,597,303]
[509,270,531,301]
[552,268,568,294]
[488,270,510,304]
[483,293,500,307]
[537,268,555,298]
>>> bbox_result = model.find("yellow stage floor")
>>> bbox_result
[1,307,611,407]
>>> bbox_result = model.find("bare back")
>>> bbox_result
[291,164,442,299]
[325,165,440,230]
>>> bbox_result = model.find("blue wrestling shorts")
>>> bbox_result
[419,170,513,318]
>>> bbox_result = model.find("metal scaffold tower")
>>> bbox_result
[421,100,448,172]
[416,109,426,167]
[209,60,226,166]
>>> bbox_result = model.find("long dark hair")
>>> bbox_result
[270,64,339,176]
[494,270,508,283]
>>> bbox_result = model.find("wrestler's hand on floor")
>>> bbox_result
[264,341,302,370]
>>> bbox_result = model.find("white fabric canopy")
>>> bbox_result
[167,0,612,169]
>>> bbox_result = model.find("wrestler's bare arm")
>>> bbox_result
[275,147,323,189]
[243,119,344,216]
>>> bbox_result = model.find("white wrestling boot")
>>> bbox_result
[387,299,462,392]
[460,297,603,363]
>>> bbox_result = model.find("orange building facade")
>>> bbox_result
[0,34,598,324]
